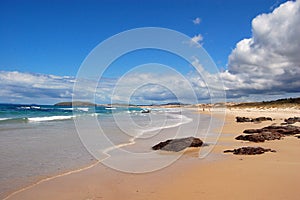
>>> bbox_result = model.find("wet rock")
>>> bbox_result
[236,116,272,123]
[141,109,150,113]
[152,137,203,152]
[284,117,300,124]
[224,147,276,155]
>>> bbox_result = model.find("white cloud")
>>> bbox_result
[0,70,211,104]
[0,71,74,89]
[1,1,299,104]
[191,34,203,43]
[224,0,300,96]
[188,34,203,48]
[193,17,201,25]
[0,71,76,104]
[109,69,201,105]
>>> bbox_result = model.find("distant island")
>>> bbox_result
[54,101,96,106]
[54,101,186,107]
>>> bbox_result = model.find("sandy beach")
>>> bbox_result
[2,0,300,199]
[4,108,300,200]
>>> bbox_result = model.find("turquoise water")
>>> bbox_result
[0,104,143,198]
[0,104,142,123]
[0,104,220,198]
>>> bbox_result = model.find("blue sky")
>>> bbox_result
[0,0,286,76]
[0,0,299,104]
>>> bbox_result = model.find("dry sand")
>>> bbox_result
[5,109,300,200]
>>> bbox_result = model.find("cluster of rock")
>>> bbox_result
[235,125,300,142]
[228,119,300,155]
[152,137,203,152]
[224,147,276,155]
[284,117,300,124]
[236,116,272,123]
[152,116,300,155]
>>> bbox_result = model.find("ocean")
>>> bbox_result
[0,104,221,198]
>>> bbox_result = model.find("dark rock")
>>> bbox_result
[224,147,276,155]
[236,116,272,123]
[261,132,284,140]
[252,117,273,123]
[236,117,252,122]
[295,135,300,139]
[243,129,263,134]
[152,137,203,152]
[243,125,300,135]
[237,125,300,142]
[141,109,150,113]
[284,117,300,124]
[236,134,266,142]
[236,132,284,142]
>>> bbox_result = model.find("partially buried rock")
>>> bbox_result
[236,116,272,123]
[236,117,252,123]
[236,125,300,142]
[243,125,300,135]
[284,117,300,124]
[224,147,276,155]
[236,132,284,142]
[152,137,203,152]
[252,117,273,123]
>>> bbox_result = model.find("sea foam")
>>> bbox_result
[28,116,74,122]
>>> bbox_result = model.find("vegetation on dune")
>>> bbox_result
[230,97,300,108]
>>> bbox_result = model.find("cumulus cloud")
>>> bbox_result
[0,71,111,104]
[0,71,75,103]
[1,1,299,104]
[193,17,201,25]
[0,70,210,104]
[224,0,300,97]
[108,68,201,105]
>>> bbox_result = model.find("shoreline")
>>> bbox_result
[3,160,100,200]
[4,108,300,200]
[2,108,198,199]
